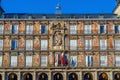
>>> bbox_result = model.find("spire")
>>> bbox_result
[55,0,62,14]
[0,0,5,14]
[116,0,120,5]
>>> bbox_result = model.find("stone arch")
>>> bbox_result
[114,73,120,80]
[39,73,48,80]
[54,73,63,80]
[69,72,78,80]
[84,72,93,80]
[23,73,33,80]
[99,72,108,80]
[8,73,17,80]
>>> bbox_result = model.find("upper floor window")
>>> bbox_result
[84,39,92,50]
[10,24,18,34]
[100,55,107,67]
[0,24,4,34]
[10,56,17,67]
[70,40,77,50]
[115,55,120,67]
[70,56,77,67]
[114,25,120,34]
[40,40,48,50]
[26,55,32,67]
[84,25,91,34]
[69,25,77,34]
[85,55,93,67]
[99,25,106,34]
[114,39,120,50]
[40,24,47,34]
[10,39,18,50]
[0,40,3,51]
[100,39,107,50]
[0,56,2,67]
[40,56,47,67]
[26,40,33,50]
[26,24,33,34]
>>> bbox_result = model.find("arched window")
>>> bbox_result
[99,72,108,80]
[84,73,93,80]
[39,73,48,80]
[114,73,120,80]
[69,73,78,80]
[54,73,63,80]
[8,73,17,80]
[23,73,33,80]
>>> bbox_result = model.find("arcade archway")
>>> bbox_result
[39,73,48,80]
[23,73,33,80]
[84,73,93,80]
[8,73,17,80]
[114,73,120,80]
[54,73,63,80]
[69,73,78,80]
[99,72,108,80]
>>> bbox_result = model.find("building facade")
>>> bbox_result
[0,0,120,80]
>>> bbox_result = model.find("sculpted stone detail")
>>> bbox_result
[33,37,40,50]
[54,31,62,46]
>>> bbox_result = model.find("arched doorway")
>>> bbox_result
[39,73,48,80]
[54,73,63,80]
[24,73,33,80]
[69,73,78,80]
[84,73,93,80]
[99,72,108,80]
[0,74,2,80]
[114,73,120,80]
[8,73,17,80]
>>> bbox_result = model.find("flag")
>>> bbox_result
[70,56,77,67]
[60,52,67,65]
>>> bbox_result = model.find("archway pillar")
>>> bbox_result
[78,72,82,80]
[33,71,36,80]
[94,71,97,80]
[109,71,113,80]
[48,72,51,80]
[63,72,66,80]
[18,72,20,80]
[2,72,5,80]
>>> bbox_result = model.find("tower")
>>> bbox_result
[55,0,62,14]
[113,0,120,16]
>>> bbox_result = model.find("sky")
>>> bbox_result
[1,0,116,14]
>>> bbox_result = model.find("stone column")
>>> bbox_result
[79,71,82,80]
[94,71,98,80]
[18,72,20,80]
[48,72,51,80]
[2,72,5,80]
[33,71,36,80]
[109,71,113,80]
[63,72,66,80]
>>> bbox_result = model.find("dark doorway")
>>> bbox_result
[84,73,93,80]
[24,73,33,80]
[54,73,63,80]
[0,74,2,80]
[99,73,108,80]
[69,73,78,80]
[8,73,17,80]
[114,73,120,80]
[39,73,48,80]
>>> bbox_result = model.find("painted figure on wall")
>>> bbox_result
[33,53,39,67]
[18,36,24,50]
[33,21,39,34]
[3,53,9,67]
[33,37,40,50]
[4,22,10,34]
[4,36,10,50]
[18,52,24,67]
[54,31,62,46]
[19,21,25,34]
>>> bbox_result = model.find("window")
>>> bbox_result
[11,56,17,67]
[115,55,120,67]
[40,25,47,34]
[40,56,47,67]
[10,39,18,50]
[0,24,4,34]
[100,55,107,66]
[85,55,93,67]
[26,56,32,67]
[70,56,77,67]
[100,39,107,50]
[84,25,91,34]
[10,24,18,34]
[70,40,77,50]
[99,25,106,34]
[0,56,2,67]
[85,39,92,50]
[26,40,33,50]
[40,40,47,50]
[0,40,3,50]
[114,39,120,50]
[69,25,77,34]
[114,25,120,33]
[26,24,33,34]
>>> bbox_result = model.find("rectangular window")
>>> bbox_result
[26,56,32,67]
[99,25,106,34]
[0,40,3,50]
[84,25,91,34]
[26,40,33,50]
[40,40,47,50]
[114,25,119,33]
[114,39,120,50]
[70,40,77,50]
[11,56,17,67]
[100,39,107,50]
[69,25,77,34]
[85,55,93,67]
[0,56,2,67]
[40,56,47,67]
[26,24,33,34]
[100,55,107,66]
[10,24,18,34]
[85,39,92,50]
[0,24,4,34]
[10,40,18,50]
[115,55,120,67]
[40,25,47,34]
[70,56,77,67]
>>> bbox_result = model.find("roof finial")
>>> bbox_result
[55,0,62,14]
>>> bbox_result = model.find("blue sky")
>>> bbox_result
[2,0,116,13]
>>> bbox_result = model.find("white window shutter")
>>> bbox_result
[26,56,32,67]
[0,56,2,67]
[104,25,106,33]
[70,40,77,50]
[0,40,3,50]
[0,25,4,34]
[11,56,17,67]
[98,25,100,33]
[41,56,47,67]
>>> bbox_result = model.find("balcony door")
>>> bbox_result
[99,73,108,80]
[53,73,63,80]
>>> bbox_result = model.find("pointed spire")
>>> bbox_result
[55,0,62,14]
[0,0,5,14]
